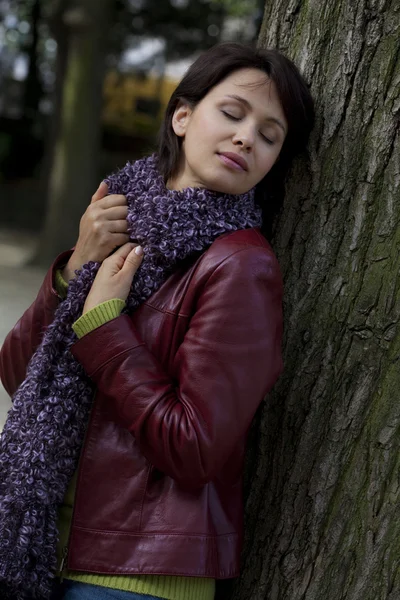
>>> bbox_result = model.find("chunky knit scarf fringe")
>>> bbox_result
[0,154,262,599]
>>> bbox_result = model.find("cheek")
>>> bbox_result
[187,110,228,147]
[194,117,217,143]
[255,150,277,179]
[184,124,216,164]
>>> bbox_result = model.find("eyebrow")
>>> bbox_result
[224,94,287,135]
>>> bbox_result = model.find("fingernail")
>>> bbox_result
[135,245,143,256]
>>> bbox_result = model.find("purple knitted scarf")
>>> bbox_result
[0,154,262,599]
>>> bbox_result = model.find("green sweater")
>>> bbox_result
[55,270,215,600]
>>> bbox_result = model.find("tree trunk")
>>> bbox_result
[37,0,71,195]
[23,0,42,118]
[232,1,400,599]
[33,0,114,266]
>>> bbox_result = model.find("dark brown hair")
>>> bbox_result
[158,42,315,236]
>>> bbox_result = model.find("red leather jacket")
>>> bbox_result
[0,227,283,579]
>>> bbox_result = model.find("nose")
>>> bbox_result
[232,124,255,151]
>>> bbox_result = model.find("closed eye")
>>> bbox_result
[260,132,274,145]
[221,110,240,121]
[222,110,275,145]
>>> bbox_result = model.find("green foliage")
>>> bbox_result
[111,0,227,61]
[211,0,258,19]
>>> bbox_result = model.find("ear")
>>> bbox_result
[171,101,192,138]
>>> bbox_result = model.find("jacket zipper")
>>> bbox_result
[59,546,68,582]
[57,394,97,580]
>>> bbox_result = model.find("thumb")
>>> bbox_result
[91,181,109,203]
[121,245,144,276]
[102,242,136,274]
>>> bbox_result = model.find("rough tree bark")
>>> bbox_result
[233,1,400,599]
[33,0,114,266]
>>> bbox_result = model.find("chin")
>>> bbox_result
[203,176,248,196]
[210,183,250,195]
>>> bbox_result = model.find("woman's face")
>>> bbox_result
[169,68,288,195]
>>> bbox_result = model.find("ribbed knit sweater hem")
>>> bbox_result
[64,572,215,600]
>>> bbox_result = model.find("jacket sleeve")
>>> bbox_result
[0,250,73,397]
[71,246,283,488]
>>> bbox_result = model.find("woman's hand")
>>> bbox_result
[62,182,130,282]
[82,243,144,314]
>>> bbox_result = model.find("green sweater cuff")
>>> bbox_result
[72,299,126,338]
[55,269,69,299]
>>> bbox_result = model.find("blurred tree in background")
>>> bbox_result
[0,0,259,263]
[34,0,114,263]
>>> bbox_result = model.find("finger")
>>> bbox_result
[109,242,137,261]
[121,246,144,275]
[97,194,127,209]
[103,205,129,221]
[91,181,109,204]
[102,242,136,273]
[109,220,129,234]
[109,233,130,247]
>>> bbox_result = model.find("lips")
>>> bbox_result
[218,152,248,171]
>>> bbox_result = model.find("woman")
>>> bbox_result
[0,43,314,600]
